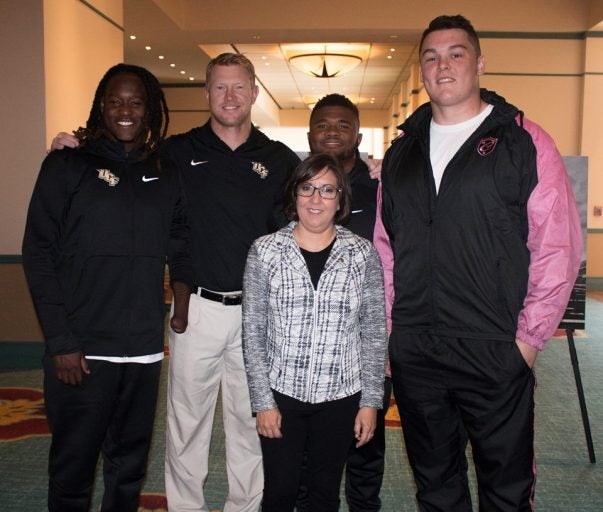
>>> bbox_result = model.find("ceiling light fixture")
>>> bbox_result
[289,53,362,78]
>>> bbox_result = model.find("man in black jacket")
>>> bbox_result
[375,15,581,511]
[24,64,192,512]
[50,54,300,512]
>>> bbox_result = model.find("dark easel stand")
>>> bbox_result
[566,327,596,463]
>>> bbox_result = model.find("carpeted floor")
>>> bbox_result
[1,296,603,511]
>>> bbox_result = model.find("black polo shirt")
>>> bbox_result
[162,122,300,292]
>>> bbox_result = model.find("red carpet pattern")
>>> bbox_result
[138,493,167,511]
[0,384,401,444]
[0,387,48,441]
[385,396,401,428]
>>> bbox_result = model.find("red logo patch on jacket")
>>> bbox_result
[477,137,498,156]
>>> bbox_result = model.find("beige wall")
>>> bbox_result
[0,0,123,255]
[44,0,124,149]
[164,86,210,136]
[0,264,44,342]
[582,36,603,230]
[587,232,603,277]
[1,0,124,341]
[480,38,584,156]
[581,32,603,278]
[0,0,47,256]
[155,0,596,40]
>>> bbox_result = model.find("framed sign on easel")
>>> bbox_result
[559,156,594,463]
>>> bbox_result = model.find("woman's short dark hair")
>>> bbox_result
[284,153,352,225]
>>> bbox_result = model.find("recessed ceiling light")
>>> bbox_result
[170,63,176,67]
[390,48,396,52]
[189,77,195,81]
[129,35,136,40]
[261,56,267,60]
[158,55,165,60]
[180,70,186,75]
[265,62,270,66]
[145,46,151,51]
[389,35,398,39]
[387,55,392,59]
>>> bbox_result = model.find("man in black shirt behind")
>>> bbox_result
[307,94,391,512]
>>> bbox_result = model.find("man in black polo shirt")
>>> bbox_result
[307,93,391,512]
[162,53,300,511]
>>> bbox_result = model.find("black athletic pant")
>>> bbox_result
[260,390,359,512]
[345,377,392,512]
[44,357,161,512]
[389,333,536,512]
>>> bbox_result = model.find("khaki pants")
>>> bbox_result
[165,293,263,511]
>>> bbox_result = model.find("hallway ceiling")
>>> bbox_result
[123,0,420,112]
[123,1,603,115]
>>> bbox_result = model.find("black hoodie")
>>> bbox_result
[23,138,192,357]
[162,121,300,291]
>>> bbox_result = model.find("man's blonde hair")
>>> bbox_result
[206,53,256,84]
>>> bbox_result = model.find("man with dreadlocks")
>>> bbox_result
[50,54,300,511]
[23,63,192,512]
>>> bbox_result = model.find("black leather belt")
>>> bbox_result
[192,287,242,306]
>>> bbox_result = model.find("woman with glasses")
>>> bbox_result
[242,153,387,512]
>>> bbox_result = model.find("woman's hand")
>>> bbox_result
[256,408,283,438]
[354,407,377,447]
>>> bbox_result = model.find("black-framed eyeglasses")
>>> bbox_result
[296,183,341,200]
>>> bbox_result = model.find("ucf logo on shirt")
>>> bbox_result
[97,169,119,187]
[251,161,269,179]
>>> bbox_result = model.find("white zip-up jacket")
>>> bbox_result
[242,222,387,412]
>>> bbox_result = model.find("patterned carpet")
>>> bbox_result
[2,295,603,511]
[0,351,402,512]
